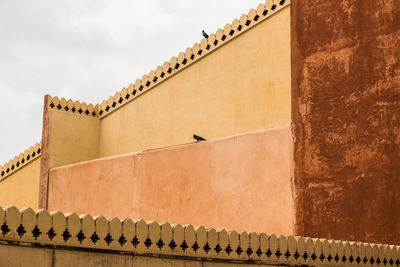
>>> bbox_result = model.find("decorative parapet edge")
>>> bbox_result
[0,206,397,266]
[46,95,99,118]
[43,1,289,119]
[0,143,41,180]
[97,0,290,118]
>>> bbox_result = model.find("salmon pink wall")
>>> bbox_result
[48,125,294,234]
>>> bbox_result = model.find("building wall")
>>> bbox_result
[291,0,400,244]
[44,109,100,169]
[0,158,40,208]
[48,125,294,235]
[98,6,291,157]
[0,243,285,267]
[39,98,101,208]
[36,5,290,208]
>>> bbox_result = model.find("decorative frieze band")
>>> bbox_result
[46,95,98,118]
[0,143,41,180]
[0,206,397,266]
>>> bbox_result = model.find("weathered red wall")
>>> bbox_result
[47,125,295,234]
[292,1,400,243]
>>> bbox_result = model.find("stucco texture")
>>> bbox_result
[98,6,291,157]
[291,0,400,243]
[0,158,40,208]
[48,125,294,235]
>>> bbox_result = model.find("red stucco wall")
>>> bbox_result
[48,125,294,234]
[292,0,400,243]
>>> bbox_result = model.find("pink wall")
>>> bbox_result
[48,125,294,234]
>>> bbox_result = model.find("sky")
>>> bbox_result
[0,0,264,164]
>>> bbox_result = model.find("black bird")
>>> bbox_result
[202,30,209,39]
[193,134,206,142]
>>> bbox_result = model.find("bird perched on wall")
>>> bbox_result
[202,30,209,39]
[193,134,206,142]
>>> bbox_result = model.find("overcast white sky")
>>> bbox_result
[0,0,264,164]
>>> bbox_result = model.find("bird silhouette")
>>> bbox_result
[193,134,206,142]
[202,30,209,39]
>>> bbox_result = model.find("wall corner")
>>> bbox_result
[39,95,51,209]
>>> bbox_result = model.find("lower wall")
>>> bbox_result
[0,243,280,267]
[0,158,40,208]
[0,205,396,267]
[48,125,294,235]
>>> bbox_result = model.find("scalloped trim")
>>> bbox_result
[0,205,396,265]
[46,95,99,117]
[0,142,41,180]
[45,0,290,119]
[97,0,290,118]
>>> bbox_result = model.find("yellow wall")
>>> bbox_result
[0,243,280,267]
[47,110,100,168]
[99,6,291,157]
[0,158,40,208]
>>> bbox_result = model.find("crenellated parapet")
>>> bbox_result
[0,142,41,180]
[97,0,290,117]
[0,205,398,266]
[46,95,99,118]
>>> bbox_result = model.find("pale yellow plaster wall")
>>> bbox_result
[46,110,100,169]
[0,158,40,208]
[99,6,290,157]
[0,243,281,267]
